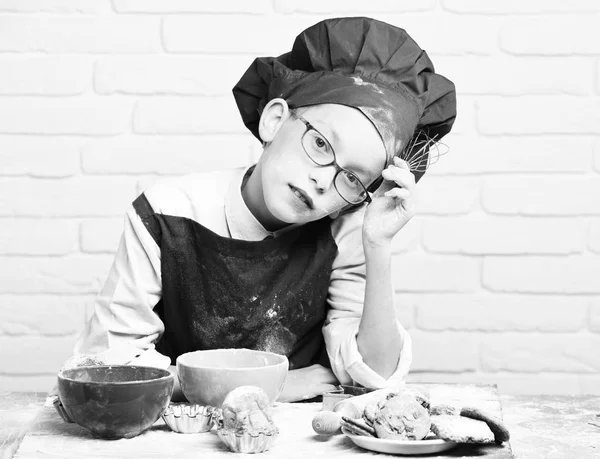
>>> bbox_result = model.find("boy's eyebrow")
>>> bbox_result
[309,118,340,145]
[310,119,371,177]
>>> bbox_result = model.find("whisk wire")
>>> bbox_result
[400,130,449,173]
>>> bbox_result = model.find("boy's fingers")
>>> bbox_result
[371,177,395,197]
[381,166,415,190]
[384,187,411,201]
[393,156,410,170]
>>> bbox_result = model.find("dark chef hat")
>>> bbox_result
[233,16,456,183]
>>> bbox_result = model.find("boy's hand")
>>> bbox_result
[276,364,338,403]
[362,157,416,247]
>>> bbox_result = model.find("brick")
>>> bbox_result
[274,0,435,13]
[409,331,480,372]
[483,256,600,294]
[393,294,418,330]
[445,97,475,136]
[477,97,600,135]
[429,135,592,176]
[433,56,593,96]
[594,138,600,172]
[388,16,498,56]
[415,294,588,332]
[0,98,132,135]
[0,219,78,255]
[0,295,91,336]
[0,375,55,392]
[0,15,161,53]
[80,218,123,254]
[423,216,585,255]
[482,177,600,216]
[0,56,92,96]
[0,255,113,294]
[407,372,582,396]
[590,220,600,253]
[0,136,81,177]
[579,375,600,395]
[81,135,255,174]
[0,0,111,13]
[163,15,314,54]
[0,178,137,217]
[114,0,272,13]
[444,0,600,14]
[391,254,480,293]
[500,16,600,55]
[391,218,421,254]
[95,56,252,95]
[590,299,600,332]
[481,334,600,372]
[136,176,162,195]
[415,177,480,215]
[0,336,77,374]
[134,96,246,134]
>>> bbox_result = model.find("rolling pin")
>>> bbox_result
[312,387,401,436]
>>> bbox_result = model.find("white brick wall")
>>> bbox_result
[1,1,598,396]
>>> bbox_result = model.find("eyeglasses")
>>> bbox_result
[291,111,372,205]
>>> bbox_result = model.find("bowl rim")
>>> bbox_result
[57,364,174,386]
[176,348,288,370]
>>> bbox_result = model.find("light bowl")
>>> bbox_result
[176,349,288,407]
[57,365,174,439]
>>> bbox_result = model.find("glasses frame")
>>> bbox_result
[291,111,372,205]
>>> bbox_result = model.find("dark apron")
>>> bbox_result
[132,193,339,370]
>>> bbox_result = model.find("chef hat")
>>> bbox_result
[232,16,456,183]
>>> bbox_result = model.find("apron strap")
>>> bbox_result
[132,193,162,246]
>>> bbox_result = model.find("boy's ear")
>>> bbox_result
[258,98,290,143]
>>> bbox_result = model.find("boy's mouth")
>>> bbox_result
[289,185,314,209]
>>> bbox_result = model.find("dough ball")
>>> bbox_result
[221,385,277,435]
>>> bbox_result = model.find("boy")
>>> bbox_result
[74,17,456,402]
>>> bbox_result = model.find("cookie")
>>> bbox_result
[370,393,431,440]
[430,404,459,416]
[341,416,376,437]
[460,407,510,444]
[430,415,494,444]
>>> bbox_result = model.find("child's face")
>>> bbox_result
[255,103,387,228]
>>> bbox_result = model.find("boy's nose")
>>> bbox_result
[308,165,336,193]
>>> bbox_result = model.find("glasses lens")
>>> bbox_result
[302,129,334,165]
[335,170,369,204]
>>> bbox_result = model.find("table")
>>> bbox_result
[1,387,599,458]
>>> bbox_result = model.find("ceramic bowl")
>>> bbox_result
[57,365,174,439]
[176,349,289,407]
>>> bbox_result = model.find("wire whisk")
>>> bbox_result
[399,130,449,174]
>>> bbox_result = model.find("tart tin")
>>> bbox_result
[161,403,217,434]
[217,428,279,454]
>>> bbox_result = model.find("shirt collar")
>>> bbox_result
[224,166,270,240]
[226,165,302,240]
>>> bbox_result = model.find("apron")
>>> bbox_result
[132,193,339,370]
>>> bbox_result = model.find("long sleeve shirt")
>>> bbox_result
[75,166,412,388]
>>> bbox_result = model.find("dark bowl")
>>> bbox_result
[57,365,174,439]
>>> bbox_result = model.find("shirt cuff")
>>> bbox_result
[333,320,412,389]
[130,348,172,369]
[93,346,171,370]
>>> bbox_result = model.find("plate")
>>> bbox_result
[341,427,458,456]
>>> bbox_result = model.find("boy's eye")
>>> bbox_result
[339,171,363,190]
[314,136,327,150]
